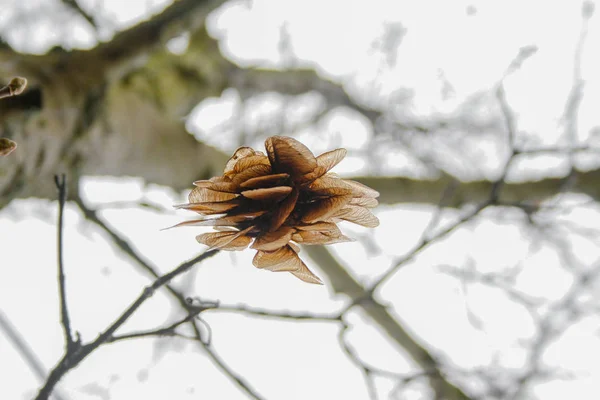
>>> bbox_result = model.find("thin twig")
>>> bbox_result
[90,251,218,349]
[556,1,591,199]
[60,0,98,29]
[73,194,188,305]
[338,322,379,400]
[489,83,518,203]
[371,201,488,291]
[108,306,208,343]
[73,195,275,398]
[195,333,266,400]
[421,178,460,242]
[0,312,68,400]
[54,174,75,350]
[34,250,218,400]
[206,304,343,322]
[509,261,600,398]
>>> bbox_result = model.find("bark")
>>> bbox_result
[0,0,382,207]
[0,0,233,206]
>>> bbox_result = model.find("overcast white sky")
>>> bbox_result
[1,0,600,399]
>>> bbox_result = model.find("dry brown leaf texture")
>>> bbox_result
[175,136,380,284]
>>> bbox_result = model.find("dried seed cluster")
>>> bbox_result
[176,136,379,284]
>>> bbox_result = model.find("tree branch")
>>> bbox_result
[72,195,272,399]
[228,67,381,124]
[54,174,76,350]
[60,0,97,29]
[355,166,600,207]
[92,0,228,74]
[193,329,267,400]
[74,194,195,304]
[0,312,68,400]
[303,246,471,400]
[337,321,379,400]
[34,250,218,400]
[107,310,202,343]
[372,200,488,290]
[207,304,342,322]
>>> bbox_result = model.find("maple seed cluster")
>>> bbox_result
[176,136,379,284]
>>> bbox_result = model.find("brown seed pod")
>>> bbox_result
[0,138,17,156]
[175,136,380,284]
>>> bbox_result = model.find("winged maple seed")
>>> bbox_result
[173,136,380,284]
[0,138,17,156]
[0,77,27,157]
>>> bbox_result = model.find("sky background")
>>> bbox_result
[1,0,600,399]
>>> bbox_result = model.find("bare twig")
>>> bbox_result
[108,304,209,343]
[35,250,218,400]
[556,0,592,200]
[207,304,343,322]
[421,179,460,241]
[92,251,217,348]
[509,260,600,398]
[60,0,97,29]
[194,331,267,400]
[0,312,68,400]
[370,91,526,291]
[489,83,518,203]
[74,194,187,303]
[94,199,170,212]
[337,320,437,400]
[54,174,76,350]
[371,201,487,291]
[338,322,379,400]
[305,246,472,400]
[73,195,273,399]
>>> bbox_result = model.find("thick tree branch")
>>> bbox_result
[2,0,592,213]
[0,0,232,205]
[228,67,381,124]
[0,3,593,398]
[92,0,228,74]
[355,167,600,207]
[304,246,471,400]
